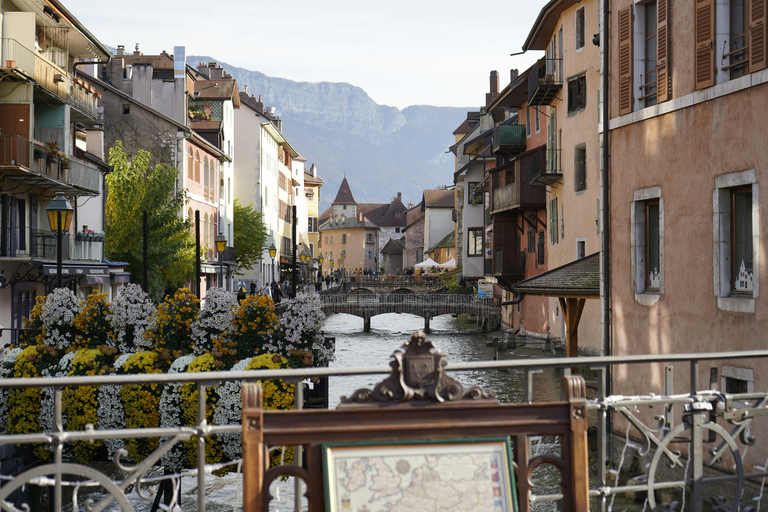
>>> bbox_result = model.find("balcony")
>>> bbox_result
[1,39,99,120]
[0,228,103,262]
[529,147,563,186]
[491,124,526,155]
[0,134,101,196]
[528,57,562,106]
[490,160,546,214]
[493,250,525,280]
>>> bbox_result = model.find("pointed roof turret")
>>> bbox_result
[333,177,357,205]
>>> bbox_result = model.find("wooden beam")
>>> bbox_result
[558,297,586,358]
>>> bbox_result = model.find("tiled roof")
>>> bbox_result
[194,80,238,100]
[423,189,454,208]
[119,53,174,70]
[381,237,405,254]
[332,177,356,205]
[377,199,408,227]
[428,230,455,253]
[512,253,600,297]
[319,216,378,231]
[304,171,323,185]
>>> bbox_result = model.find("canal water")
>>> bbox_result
[83,312,572,511]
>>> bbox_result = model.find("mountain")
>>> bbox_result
[188,56,469,209]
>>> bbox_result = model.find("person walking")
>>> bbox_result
[250,281,257,296]
[271,281,283,304]
[260,282,272,300]
[237,286,246,303]
[325,274,331,289]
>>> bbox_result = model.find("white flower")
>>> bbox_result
[0,347,23,429]
[107,283,156,352]
[99,354,130,456]
[190,288,236,355]
[38,288,80,348]
[160,355,196,470]
[213,358,252,460]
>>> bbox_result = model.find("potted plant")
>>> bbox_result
[61,156,71,170]
[33,144,46,159]
[45,142,62,163]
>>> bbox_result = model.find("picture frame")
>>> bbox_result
[322,437,518,512]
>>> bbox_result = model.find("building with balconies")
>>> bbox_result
[0,0,118,347]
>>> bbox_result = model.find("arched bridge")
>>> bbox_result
[320,293,502,332]
[322,276,446,300]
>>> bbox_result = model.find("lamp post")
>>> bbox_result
[215,232,227,289]
[268,242,277,284]
[46,192,74,289]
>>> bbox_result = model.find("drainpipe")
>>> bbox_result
[501,292,524,306]
[601,0,612,383]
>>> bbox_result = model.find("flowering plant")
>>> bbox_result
[98,352,132,457]
[269,293,331,366]
[222,294,279,367]
[18,296,45,347]
[38,288,81,349]
[119,351,165,462]
[107,283,156,353]
[159,355,196,470]
[190,287,236,356]
[180,354,224,471]
[144,288,200,364]
[72,292,112,350]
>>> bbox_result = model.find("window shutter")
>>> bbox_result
[750,0,767,72]
[618,6,634,115]
[695,0,715,89]
[657,0,670,102]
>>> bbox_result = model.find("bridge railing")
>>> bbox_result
[2,350,768,510]
[321,293,500,307]
[340,275,446,287]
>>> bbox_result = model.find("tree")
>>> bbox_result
[105,141,194,301]
[233,199,269,272]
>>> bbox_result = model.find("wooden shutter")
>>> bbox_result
[750,0,767,72]
[618,6,633,115]
[657,0,670,102]
[695,0,715,89]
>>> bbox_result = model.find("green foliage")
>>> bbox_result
[233,199,269,272]
[105,141,195,301]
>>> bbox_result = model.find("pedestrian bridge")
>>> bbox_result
[319,293,502,332]
[322,275,446,299]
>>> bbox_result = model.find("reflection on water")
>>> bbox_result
[326,312,563,407]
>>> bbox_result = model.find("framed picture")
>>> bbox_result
[322,437,518,512]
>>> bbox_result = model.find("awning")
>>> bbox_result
[511,253,600,358]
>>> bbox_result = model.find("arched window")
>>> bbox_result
[204,157,210,200]
[188,207,193,223]
[204,213,209,248]
[210,161,216,199]
[195,151,200,182]
[210,216,216,256]
[187,148,193,179]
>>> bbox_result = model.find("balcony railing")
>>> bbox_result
[67,159,102,192]
[528,57,563,106]
[529,146,563,186]
[491,124,526,154]
[1,39,99,119]
[493,250,525,278]
[490,160,546,213]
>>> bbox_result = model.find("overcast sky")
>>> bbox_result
[63,0,545,109]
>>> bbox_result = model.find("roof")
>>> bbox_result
[422,189,454,209]
[304,171,324,186]
[119,53,174,70]
[381,237,405,254]
[428,230,455,253]
[524,0,579,51]
[193,79,241,107]
[511,253,600,298]
[319,216,379,231]
[333,177,357,205]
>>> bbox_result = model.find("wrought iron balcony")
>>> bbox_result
[529,146,563,186]
[528,57,562,106]
[493,250,525,279]
[491,123,526,155]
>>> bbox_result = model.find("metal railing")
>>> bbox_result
[1,38,69,99]
[2,349,768,510]
[528,57,563,106]
[340,275,445,287]
[491,124,526,154]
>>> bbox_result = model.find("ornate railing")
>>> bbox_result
[3,348,768,510]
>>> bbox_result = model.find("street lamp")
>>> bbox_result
[300,251,308,284]
[46,192,74,289]
[215,232,227,289]
[268,242,277,284]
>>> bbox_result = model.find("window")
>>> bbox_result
[341,234,347,244]
[330,235,333,244]
[534,107,540,133]
[729,0,748,78]
[526,107,531,137]
[567,75,586,113]
[395,227,401,233]
[366,233,374,244]
[714,169,758,312]
[549,197,559,245]
[468,181,479,205]
[575,6,586,49]
[576,239,586,259]
[642,1,658,107]
[574,145,587,192]
[468,228,483,257]
[527,228,536,253]
[721,366,754,395]
[122,104,130,114]
[632,186,664,300]
[368,250,372,259]
[195,151,200,182]
[537,231,545,265]
[308,217,318,233]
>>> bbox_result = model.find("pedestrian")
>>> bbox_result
[271,281,283,304]
[260,282,273,300]
[237,286,246,303]
[325,274,331,288]
[250,281,257,296]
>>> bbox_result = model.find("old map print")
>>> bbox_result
[324,440,517,512]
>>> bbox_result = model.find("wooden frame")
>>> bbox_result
[242,332,589,512]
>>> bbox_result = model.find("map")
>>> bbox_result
[324,440,517,512]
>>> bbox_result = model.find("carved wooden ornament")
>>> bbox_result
[340,331,496,405]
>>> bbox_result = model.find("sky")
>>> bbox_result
[62,0,546,110]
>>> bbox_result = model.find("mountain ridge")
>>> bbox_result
[188,56,469,209]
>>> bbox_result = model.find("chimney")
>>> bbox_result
[209,62,224,80]
[358,213,363,222]
[486,70,499,105]
[310,163,317,177]
[397,192,402,202]
[198,62,207,76]
[116,45,125,56]
[133,43,141,55]
[510,69,519,82]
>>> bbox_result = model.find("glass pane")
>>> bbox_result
[646,202,660,288]
[733,190,753,291]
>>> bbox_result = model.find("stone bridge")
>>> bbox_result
[319,293,502,332]
[320,276,446,299]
